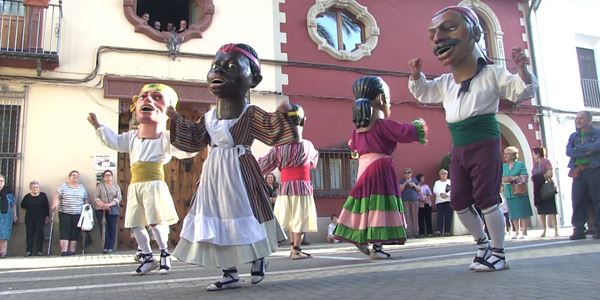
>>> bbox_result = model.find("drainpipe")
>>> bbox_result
[526,0,545,146]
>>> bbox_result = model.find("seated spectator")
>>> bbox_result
[178,19,187,33]
[153,21,161,31]
[141,12,150,25]
[166,22,174,33]
[21,180,49,256]
[327,214,339,243]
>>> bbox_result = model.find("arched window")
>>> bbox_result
[316,8,364,51]
[123,0,214,43]
[307,0,379,61]
[478,16,492,59]
[458,1,507,68]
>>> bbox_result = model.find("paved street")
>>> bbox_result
[1,228,598,300]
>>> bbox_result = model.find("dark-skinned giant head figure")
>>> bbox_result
[430,6,493,66]
[352,76,390,129]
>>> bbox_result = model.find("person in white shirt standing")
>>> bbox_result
[407,6,536,272]
[432,169,452,236]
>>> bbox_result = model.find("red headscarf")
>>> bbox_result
[218,43,261,72]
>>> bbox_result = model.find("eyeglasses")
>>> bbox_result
[405,171,412,174]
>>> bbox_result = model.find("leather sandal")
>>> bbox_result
[250,258,268,284]
[474,248,509,272]
[469,237,490,270]
[370,244,391,259]
[291,246,312,260]
[207,269,241,291]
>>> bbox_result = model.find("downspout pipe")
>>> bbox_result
[526,0,545,146]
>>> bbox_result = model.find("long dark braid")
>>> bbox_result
[352,76,389,129]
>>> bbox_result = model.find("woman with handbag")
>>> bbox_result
[531,147,559,238]
[502,146,533,239]
[94,170,122,253]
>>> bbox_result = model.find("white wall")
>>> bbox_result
[530,0,600,227]
[2,0,286,203]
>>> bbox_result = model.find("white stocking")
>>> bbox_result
[482,204,506,251]
[150,225,170,251]
[132,227,152,254]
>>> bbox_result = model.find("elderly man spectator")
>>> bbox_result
[566,111,600,240]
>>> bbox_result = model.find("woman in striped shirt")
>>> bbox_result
[51,170,88,256]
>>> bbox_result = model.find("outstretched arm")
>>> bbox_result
[407,58,444,104]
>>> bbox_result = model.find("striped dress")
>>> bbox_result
[258,140,319,233]
[171,104,297,268]
[334,119,425,245]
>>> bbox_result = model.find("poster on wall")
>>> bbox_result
[93,155,117,183]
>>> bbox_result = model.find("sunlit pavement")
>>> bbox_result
[0,227,598,300]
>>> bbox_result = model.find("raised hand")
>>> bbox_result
[511,47,532,84]
[408,58,423,80]
[87,113,100,129]
[166,105,179,119]
[511,47,530,70]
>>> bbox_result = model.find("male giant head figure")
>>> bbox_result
[429,6,492,68]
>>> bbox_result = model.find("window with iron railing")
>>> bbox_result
[311,150,358,197]
[576,47,600,109]
[0,92,24,193]
[0,0,62,55]
[581,79,600,109]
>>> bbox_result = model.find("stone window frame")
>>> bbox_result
[306,0,379,61]
[122,0,214,43]
[458,0,506,68]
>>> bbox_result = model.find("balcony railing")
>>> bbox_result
[581,78,600,109]
[1,0,62,56]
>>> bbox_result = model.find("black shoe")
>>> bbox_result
[67,251,76,256]
[25,252,32,257]
[60,251,68,256]
[569,233,586,240]
[36,252,44,256]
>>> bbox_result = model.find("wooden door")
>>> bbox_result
[116,100,210,250]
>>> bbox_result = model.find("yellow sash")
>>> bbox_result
[130,162,164,183]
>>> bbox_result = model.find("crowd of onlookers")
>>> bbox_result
[0,139,596,257]
[140,11,187,34]
[0,169,122,258]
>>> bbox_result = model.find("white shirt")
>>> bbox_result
[408,65,537,123]
[96,125,196,164]
[433,179,451,204]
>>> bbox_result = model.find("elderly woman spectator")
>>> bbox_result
[0,174,17,258]
[416,173,434,237]
[502,146,533,239]
[51,170,88,256]
[433,169,453,236]
[531,147,559,238]
[94,170,122,253]
[21,180,49,256]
